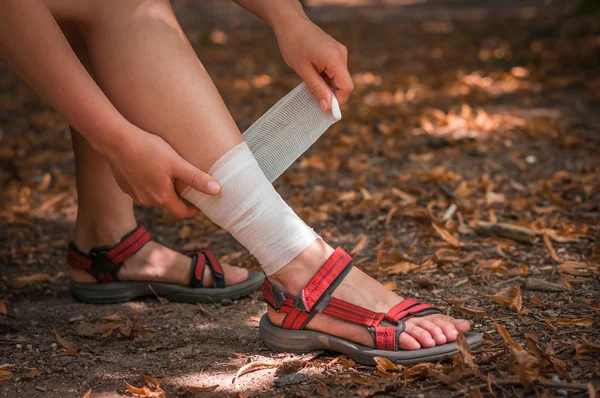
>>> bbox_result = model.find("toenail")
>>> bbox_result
[413,342,420,349]
[450,329,458,335]
[452,319,466,324]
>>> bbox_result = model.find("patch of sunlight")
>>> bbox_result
[234,74,272,91]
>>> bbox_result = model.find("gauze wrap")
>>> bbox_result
[181,83,340,274]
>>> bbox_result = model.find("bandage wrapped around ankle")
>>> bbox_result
[181,142,319,275]
[243,82,341,182]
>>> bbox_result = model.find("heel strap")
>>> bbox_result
[67,226,151,283]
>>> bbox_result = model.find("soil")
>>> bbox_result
[1,0,599,397]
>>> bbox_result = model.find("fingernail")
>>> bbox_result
[452,319,467,324]
[206,181,221,194]
[319,99,327,111]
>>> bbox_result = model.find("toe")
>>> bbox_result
[452,318,471,333]
[404,323,436,348]
[223,264,248,285]
[414,319,447,345]
[398,332,422,350]
[430,315,459,342]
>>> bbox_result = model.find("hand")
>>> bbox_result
[274,17,354,111]
[103,125,221,219]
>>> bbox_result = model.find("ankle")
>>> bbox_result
[74,216,138,253]
[267,239,335,295]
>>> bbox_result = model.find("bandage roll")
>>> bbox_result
[243,82,341,182]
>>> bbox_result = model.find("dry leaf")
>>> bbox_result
[124,380,146,395]
[431,223,463,248]
[0,300,7,316]
[546,318,593,327]
[11,273,53,288]
[382,280,397,290]
[543,232,561,262]
[350,234,368,256]
[373,356,399,373]
[486,286,522,313]
[188,385,219,393]
[316,383,329,396]
[327,356,355,369]
[494,323,538,389]
[349,372,375,385]
[24,368,40,379]
[559,262,598,276]
[456,334,475,368]
[53,329,77,356]
[0,364,14,382]
[81,388,92,398]
[232,361,279,383]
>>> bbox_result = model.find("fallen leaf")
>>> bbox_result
[373,356,400,373]
[11,273,53,288]
[0,300,7,315]
[0,364,14,382]
[350,234,368,256]
[81,388,92,398]
[124,380,146,396]
[232,361,279,383]
[349,372,375,385]
[456,334,475,368]
[546,318,593,327]
[24,368,40,379]
[543,232,561,262]
[575,336,600,356]
[494,323,539,389]
[53,329,77,356]
[486,286,522,313]
[316,383,329,396]
[559,262,598,276]
[327,356,355,369]
[188,385,219,393]
[432,223,463,248]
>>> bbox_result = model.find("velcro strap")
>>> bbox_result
[385,298,441,323]
[105,226,151,265]
[67,243,92,269]
[204,250,225,288]
[297,247,353,312]
[321,297,384,327]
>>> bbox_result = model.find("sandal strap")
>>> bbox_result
[385,298,442,323]
[66,226,151,283]
[296,247,353,312]
[188,250,226,288]
[262,247,444,351]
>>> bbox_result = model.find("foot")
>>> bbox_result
[267,240,471,350]
[70,239,249,287]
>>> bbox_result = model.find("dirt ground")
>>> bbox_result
[1,0,599,397]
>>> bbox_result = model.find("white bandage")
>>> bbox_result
[181,142,319,275]
[243,82,341,182]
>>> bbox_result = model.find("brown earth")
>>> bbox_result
[1,0,599,397]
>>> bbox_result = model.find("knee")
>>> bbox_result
[86,0,175,28]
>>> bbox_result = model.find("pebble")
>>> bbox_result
[51,343,57,349]
[274,373,308,388]
[16,344,22,349]
[221,298,234,306]
[26,345,33,350]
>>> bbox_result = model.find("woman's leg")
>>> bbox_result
[73,0,469,350]
[67,40,248,287]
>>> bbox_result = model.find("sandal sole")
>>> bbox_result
[69,271,264,304]
[259,314,483,365]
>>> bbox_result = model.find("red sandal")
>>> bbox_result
[259,247,482,365]
[68,226,264,304]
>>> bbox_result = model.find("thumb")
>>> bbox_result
[298,66,332,112]
[174,158,221,195]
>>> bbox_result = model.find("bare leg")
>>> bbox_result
[63,0,469,350]
[68,41,248,286]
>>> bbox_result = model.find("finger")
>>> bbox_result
[163,190,199,219]
[297,65,333,112]
[326,62,354,106]
[404,323,436,348]
[414,319,446,345]
[175,158,221,195]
